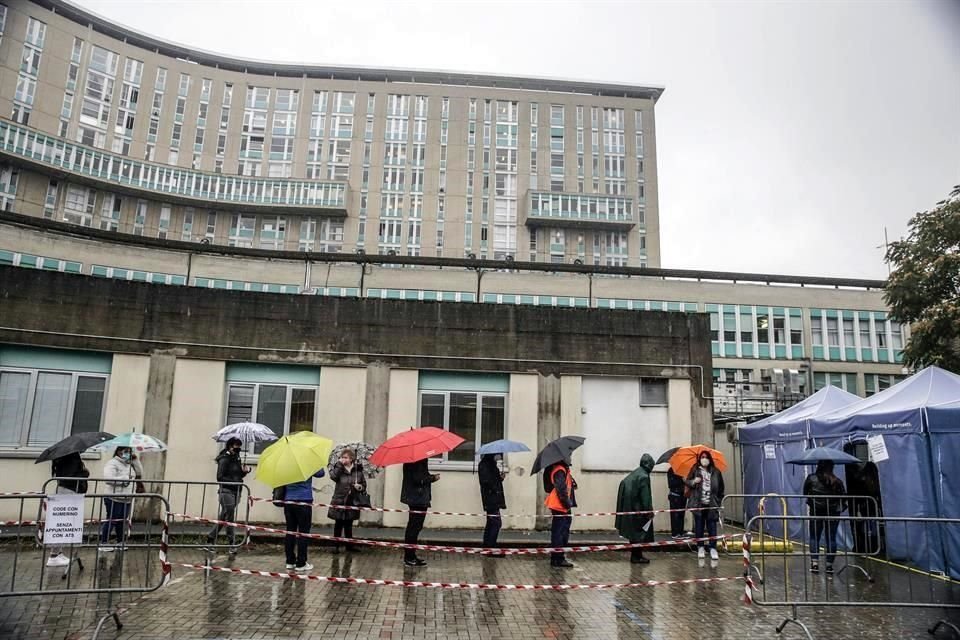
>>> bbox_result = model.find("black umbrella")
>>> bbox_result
[530,436,586,475]
[34,432,116,463]
[656,446,680,466]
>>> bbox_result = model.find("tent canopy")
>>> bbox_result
[927,398,960,434]
[738,385,860,444]
[809,366,960,438]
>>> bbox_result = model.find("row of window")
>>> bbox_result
[0,348,670,474]
[0,120,348,208]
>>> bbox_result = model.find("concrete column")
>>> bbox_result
[535,373,561,529]
[136,352,177,519]
[362,363,391,526]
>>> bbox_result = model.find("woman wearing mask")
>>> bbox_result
[803,460,846,575]
[327,449,366,553]
[206,437,250,549]
[478,453,507,551]
[685,450,724,561]
[100,447,142,551]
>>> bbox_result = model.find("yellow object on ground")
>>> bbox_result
[723,539,794,552]
[255,431,334,488]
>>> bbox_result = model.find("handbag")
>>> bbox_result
[350,490,372,509]
[272,485,286,508]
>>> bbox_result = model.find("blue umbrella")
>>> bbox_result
[476,439,531,456]
[785,447,861,465]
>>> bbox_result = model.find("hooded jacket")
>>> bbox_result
[615,454,656,543]
[214,448,248,493]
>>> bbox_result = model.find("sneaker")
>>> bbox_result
[285,564,296,571]
[403,557,428,567]
[46,554,70,567]
[697,547,706,559]
[630,556,650,565]
[825,564,834,576]
[551,559,575,568]
[295,563,313,573]
[709,548,719,561]
[97,546,114,554]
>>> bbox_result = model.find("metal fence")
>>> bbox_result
[743,513,960,640]
[0,491,171,638]
[43,477,251,552]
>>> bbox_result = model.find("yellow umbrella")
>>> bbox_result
[256,431,334,488]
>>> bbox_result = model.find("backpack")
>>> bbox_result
[272,485,286,507]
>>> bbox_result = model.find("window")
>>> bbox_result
[811,316,823,347]
[827,318,840,347]
[225,383,317,454]
[63,185,95,227]
[639,378,668,406]
[417,373,508,465]
[0,358,109,449]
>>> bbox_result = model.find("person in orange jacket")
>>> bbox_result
[544,458,577,568]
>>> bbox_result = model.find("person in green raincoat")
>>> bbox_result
[615,453,655,564]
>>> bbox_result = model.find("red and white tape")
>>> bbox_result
[741,532,753,605]
[252,495,714,519]
[179,561,744,591]
[172,513,733,555]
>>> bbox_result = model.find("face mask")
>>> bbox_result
[121,453,131,462]
[700,458,710,468]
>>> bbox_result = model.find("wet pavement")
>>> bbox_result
[2,540,958,640]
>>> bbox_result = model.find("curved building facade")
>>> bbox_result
[0,0,661,265]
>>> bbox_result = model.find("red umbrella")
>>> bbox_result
[369,427,465,466]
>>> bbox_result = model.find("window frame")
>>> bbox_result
[417,389,508,470]
[223,382,318,457]
[0,366,109,451]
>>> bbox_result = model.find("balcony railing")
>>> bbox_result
[526,191,635,229]
[0,120,348,212]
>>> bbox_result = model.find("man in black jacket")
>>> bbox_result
[666,467,687,538]
[478,454,507,550]
[206,438,250,548]
[400,458,439,567]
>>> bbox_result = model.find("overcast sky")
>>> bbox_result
[74,0,960,279]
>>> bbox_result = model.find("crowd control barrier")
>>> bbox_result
[742,514,959,640]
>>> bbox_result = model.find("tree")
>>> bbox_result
[884,186,960,373]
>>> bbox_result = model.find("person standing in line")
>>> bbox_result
[544,458,577,568]
[281,467,325,573]
[327,448,365,553]
[685,450,725,562]
[400,458,439,567]
[205,437,250,550]
[478,453,507,552]
[47,452,89,567]
[666,466,688,539]
[803,460,846,575]
[615,453,656,564]
[100,447,142,551]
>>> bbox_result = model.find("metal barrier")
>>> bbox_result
[743,514,960,640]
[44,477,251,553]
[0,492,171,638]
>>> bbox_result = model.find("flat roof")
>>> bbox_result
[38,0,664,101]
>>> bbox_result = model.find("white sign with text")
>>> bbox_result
[867,434,890,463]
[43,493,85,545]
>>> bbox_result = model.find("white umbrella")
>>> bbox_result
[212,422,279,445]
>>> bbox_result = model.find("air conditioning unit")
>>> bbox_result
[761,368,786,391]
[787,369,802,394]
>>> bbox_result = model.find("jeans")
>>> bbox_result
[283,504,312,567]
[404,507,427,561]
[483,509,502,548]
[550,509,572,564]
[668,494,686,537]
[207,490,238,545]
[693,510,718,550]
[809,519,839,564]
[100,498,131,544]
